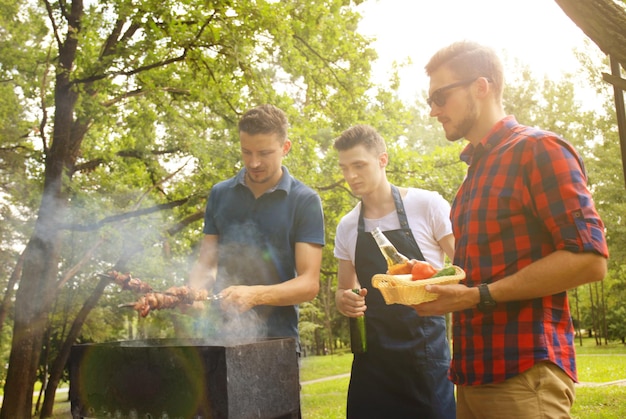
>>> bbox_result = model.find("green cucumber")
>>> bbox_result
[431,266,456,278]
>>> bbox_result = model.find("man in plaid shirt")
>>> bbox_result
[414,41,609,419]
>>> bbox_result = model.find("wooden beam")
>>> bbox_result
[602,72,626,92]
[555,0,626,70]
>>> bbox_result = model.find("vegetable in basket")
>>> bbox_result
[410,261,437,280]
[411,262,456,281]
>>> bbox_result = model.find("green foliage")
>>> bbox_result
[605,265,626,341]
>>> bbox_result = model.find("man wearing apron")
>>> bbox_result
[333,125,456,418]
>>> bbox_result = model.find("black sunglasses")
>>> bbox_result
[426,77,480,108]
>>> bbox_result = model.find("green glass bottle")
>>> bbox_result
[349,289,367,354]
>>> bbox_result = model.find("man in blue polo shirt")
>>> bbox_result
[190,104,325,350]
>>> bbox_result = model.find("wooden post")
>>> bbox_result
[604,55,626,189]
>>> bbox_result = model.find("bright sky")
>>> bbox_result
[357,0,593,102]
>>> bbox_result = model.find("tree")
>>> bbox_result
[0,1,377,417]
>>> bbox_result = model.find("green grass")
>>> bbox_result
[300,339,626,419]
[575,339,626,355]
[577,353,626,382]
[300,350,352,382]
[301,376,350,419]
[571,386,626,419]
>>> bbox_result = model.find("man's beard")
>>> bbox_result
[446,97,477,142]
[246,171,272,185]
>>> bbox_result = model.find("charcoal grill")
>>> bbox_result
[69,337,300,419]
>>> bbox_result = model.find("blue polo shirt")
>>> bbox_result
[203,166,325,340]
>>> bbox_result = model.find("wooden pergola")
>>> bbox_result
[605,57,626,189]
[555,0,626,188]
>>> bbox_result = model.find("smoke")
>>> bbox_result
[191,304,269,346]
[217,309,269,345]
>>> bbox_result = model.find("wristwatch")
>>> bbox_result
[477,283,497,313]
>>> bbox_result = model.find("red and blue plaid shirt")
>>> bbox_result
[450,116,609,386]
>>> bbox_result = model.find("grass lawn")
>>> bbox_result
[300,338,626,419]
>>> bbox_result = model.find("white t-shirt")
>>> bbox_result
[334,188,452,269]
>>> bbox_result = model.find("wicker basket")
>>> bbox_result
[371,265,465,305]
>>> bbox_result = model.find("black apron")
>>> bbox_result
[347,185,456,419]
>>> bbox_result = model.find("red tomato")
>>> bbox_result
[411,261,437,281]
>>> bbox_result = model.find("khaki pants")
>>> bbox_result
[456,361,575,419]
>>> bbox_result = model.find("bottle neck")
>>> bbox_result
[371,228,391,247]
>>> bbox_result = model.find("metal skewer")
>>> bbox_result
[117,293,223,309]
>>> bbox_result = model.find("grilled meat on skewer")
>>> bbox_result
[163,285,210,304]
[103,270,154,293]
[120,286,219,317]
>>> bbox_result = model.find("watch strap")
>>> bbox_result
[477,283,497,312]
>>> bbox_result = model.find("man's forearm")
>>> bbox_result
[489,250,607,303]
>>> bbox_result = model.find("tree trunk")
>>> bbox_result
[600,280,608,345]
[0,252,24,338]
[322,275,335,355]
[1,208,65,418]
[555,0,626,69]
[39,275,111,418]
[573,288,583,346]
[34,325,52,416]
[588,283,599,345]
[0,1,85,417]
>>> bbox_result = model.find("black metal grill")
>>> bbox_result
[69,338,300,419]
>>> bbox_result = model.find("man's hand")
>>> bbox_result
[411,283,479,316]
[336,288,368,318]
[219,285,260,313]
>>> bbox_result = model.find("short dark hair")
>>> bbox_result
[238,104,289,142]
[425,40,504,100]
[333,124,386,154]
